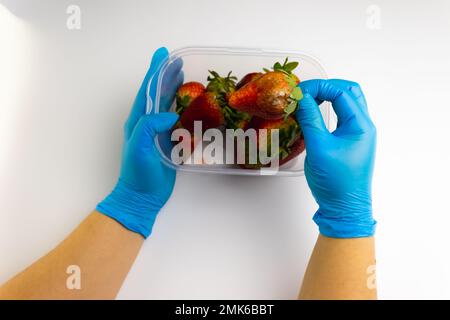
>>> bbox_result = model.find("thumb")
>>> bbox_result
[296,93,328,142]
[131,112,179,145]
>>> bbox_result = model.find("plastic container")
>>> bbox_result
[146,47,332,176]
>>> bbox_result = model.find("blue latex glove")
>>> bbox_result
[96,47,183,238]
[296,79,377,238]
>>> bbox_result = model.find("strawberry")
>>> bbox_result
[228,58,303,120]
[291,73,300,85]
[236,72,263,89]
[180,92,224,132]
[171,121,201,162]
[205,70,252,130]
[238,116,304,169]
[175,82,205,114]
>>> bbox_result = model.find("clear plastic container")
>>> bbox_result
[146,46,331,176]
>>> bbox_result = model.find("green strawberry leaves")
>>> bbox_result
[206,70,250,129]
[284,101,298,119]
[223,105,251,129]
[265,57,299,76]
[278,120,301,159]
[283,61,299,73]
[285,75,298,88]
[175,95,191,114]
[290,87,303,100]
[284,87,303,119]
[273,62,283,70]
[206,70,237,96]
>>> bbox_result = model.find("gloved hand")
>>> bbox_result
[97,47,183,238]
[296,79,377,238]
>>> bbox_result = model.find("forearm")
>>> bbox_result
[299,235,377,300]
[0,48,177,300]
[0,212,143,299]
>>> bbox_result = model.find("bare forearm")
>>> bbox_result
[0,212,143,299]
[299,235,377,300]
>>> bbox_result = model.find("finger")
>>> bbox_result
[160,57,183,92]
[327,79,368,114]
[296,93,329,145]
[160,70,184,112]
[124,47,169,138]
[131,113,180,152]
[137,47,169,107]
[158,57,184,112]
[299,79,365,127]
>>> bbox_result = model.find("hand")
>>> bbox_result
[97,47,183,238]
[296,79,377,238]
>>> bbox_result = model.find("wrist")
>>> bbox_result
[96,179,163,238]
[313,208,376,238]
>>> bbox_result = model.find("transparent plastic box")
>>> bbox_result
[146,47,332,177]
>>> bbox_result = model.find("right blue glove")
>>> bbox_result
[296,79,377,238]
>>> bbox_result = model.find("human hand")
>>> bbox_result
[97,47,183,238]
[296,79,377,238]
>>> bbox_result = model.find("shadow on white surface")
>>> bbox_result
[118,173,317,299]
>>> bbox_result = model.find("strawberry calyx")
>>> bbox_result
[263,57,299,76]
[223,105,251,129]
[175,82,206,115]
[206,70,251,129]
[278,119,302,159]
[175,95,191,114]
[241,117,302,168]
[206,70,237,97]
[284,86,303,120]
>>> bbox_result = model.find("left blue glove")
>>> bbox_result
[97,47,184,238]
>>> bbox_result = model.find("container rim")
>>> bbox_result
[146,46,328,114]
[146,46,331,177]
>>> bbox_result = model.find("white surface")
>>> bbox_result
[1,0,450,299]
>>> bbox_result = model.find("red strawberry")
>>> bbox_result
[236,72,263,89]
[204,70,251,130]
[180,92,224,132]
[228,58,303,120]
[238,116,304,168]
[172,121,200,157]
[176,82,205,114]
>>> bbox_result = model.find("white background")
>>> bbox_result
[1,0,450,299]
